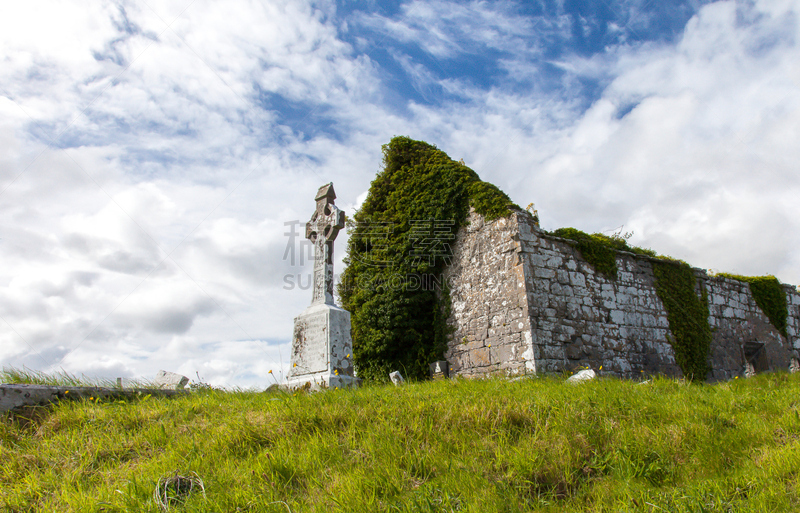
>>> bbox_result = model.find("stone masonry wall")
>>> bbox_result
[705,277,800,380]
[443,212,535,376]
[515,213,681,378]
[789,287,800,354]
[444,209,800,380]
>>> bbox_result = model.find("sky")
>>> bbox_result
[1,0,799,388]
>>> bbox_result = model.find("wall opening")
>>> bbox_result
[743,341,768,374]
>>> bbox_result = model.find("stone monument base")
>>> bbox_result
[283,374,360,391]
[284,303,358,390]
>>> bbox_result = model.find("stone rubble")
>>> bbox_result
[389,371,405,386]
[566,368,596,383]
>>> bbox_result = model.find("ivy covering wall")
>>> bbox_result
[338,137,517,382]
[717,274,788,337]
[652,260,712,380]
[550,228,712,379]
[550,228,656,279]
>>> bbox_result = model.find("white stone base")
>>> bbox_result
[284,373,360,391]
[285,302,358,390]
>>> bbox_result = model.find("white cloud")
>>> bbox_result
[0,0,380,387]
[523,0,800,281]
[355,0,544,59]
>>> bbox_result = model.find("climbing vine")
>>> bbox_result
[551,228,656,279]
[717,274,788,337]
[338,136,518,382]
[652,259,712,381]
[553,226,713,379]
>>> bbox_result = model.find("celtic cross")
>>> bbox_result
[306,183,345,305]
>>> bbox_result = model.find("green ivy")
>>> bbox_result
[552,228,712,379]
[550,228,656,279]
[467,181,516,221]
[652,259,712,381]
[717,274,788,337]
[338,137,518,382]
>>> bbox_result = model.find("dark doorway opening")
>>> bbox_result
[743,342,768,373]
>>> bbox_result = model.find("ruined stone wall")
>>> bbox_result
[444,209,800,380]
[789,288,800,355]
[515,213,680,378]
[443,212,535,377]
[705,278,800,380]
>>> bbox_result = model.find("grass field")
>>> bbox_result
[2,369,800,512]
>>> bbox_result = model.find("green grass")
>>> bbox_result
[2,372,800,512]
[1,367,156,389]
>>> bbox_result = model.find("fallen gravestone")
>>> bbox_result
[154,370,189,390]
[0,383,187,414]
[566,368,596,384]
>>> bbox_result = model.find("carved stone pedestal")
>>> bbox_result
[285,303,356,390]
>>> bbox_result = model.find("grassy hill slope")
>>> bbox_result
[2,372,800,512]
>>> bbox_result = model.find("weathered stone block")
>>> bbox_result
[462,339,486,352]
[286,303,356,390]
[470,347,491,367]
[545,255,563,268]
[609,310,625,325]
[153,371,189,390]
[390,371,405,385]
[536,267,556,279]
[542,344,565,360]
[569,272,586,287]
[567,368,595,383]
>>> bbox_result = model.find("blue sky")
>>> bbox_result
[1,0,799,387]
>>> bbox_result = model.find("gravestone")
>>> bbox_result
[429,360,449,380]
[285,183,357,390]
[154,370,189,390]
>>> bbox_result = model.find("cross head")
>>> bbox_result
[306,183,345,305]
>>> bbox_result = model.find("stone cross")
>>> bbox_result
[306,183,345,305]
[286,182,356,390]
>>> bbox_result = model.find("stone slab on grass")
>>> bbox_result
[154,370,190,390]
[566,368,596,384]
[1,384,187,413]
